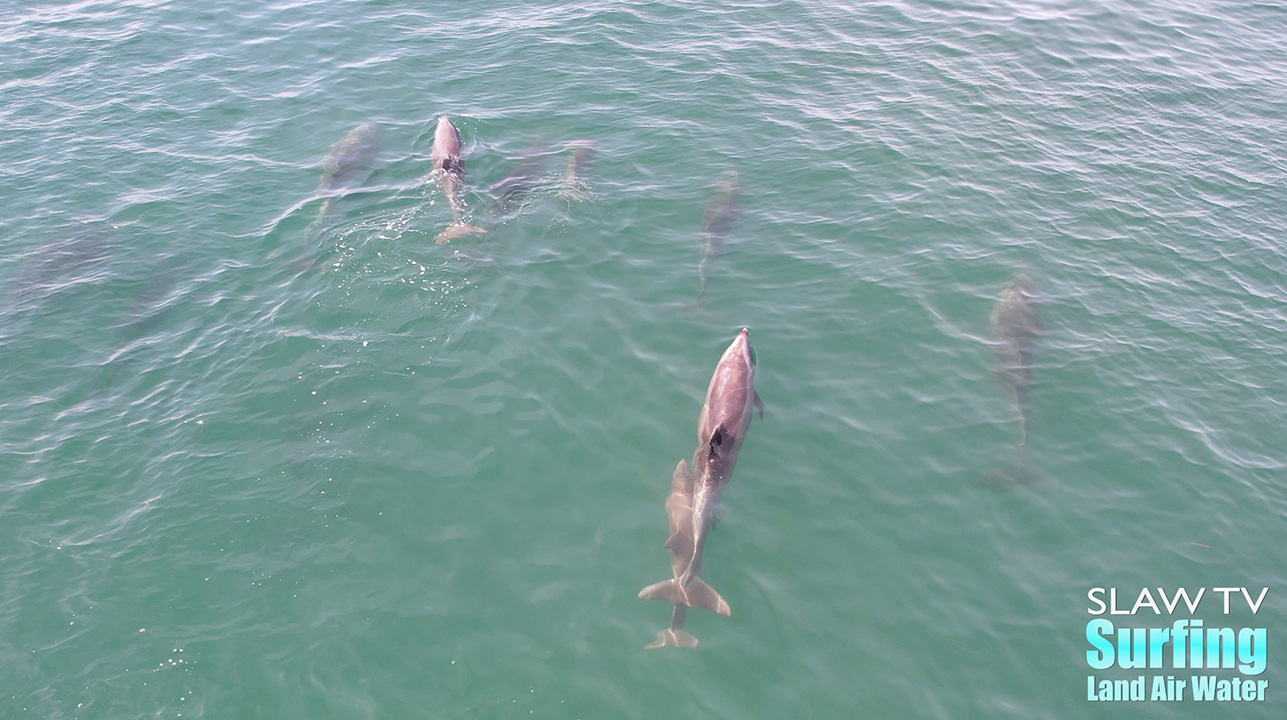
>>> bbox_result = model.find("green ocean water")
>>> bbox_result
[2,0,1285,717]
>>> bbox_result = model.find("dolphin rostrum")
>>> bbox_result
[639,328,763,647]
[430,116,486,244]
[989,272,1040,448]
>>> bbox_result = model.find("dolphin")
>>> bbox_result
[643,460,703,649]
[989,272,1041,448]
[699,171,741,296]
[5,222,118,310]
[430,116,486,244]
[558,140,596,199]
[488,138,547,214]
[317,122,377,210]
[639,328,763,645]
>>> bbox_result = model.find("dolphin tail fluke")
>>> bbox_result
[637,578,731,617]
[645,627,698,650]
[638,578,680,603]
[980,454,1053,490]
[686,578,730,616]
[435,224,488,245]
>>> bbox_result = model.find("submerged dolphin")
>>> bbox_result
[644,460,703,649]
[989,272,1040,447]
[319,123,377,192]
[639,328,763,647]
[488,139,547,213]
[430,116,486,244]
[4,222,118,311]
[558,140,596,199]
[699,171,741,296]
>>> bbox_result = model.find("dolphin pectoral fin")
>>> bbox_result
[434,224,488,245]
[645,628,698,650]
[754,391,764,420]
[637,578,731,617]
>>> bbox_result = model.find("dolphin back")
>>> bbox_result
[431,116,463,172]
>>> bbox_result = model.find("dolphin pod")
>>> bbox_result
[431,116,488,244]
[305,117,595,247]
[483,138,599,216]
[639,328,763,648]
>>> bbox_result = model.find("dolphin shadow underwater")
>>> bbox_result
[980,272,1053,490]
[639,328,764,648]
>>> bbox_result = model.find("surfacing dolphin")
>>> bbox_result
[699,171,741,297]
[317,122,378,216]
[639,328,763,648]
[430,116,486,244]
[989,272,1040,448]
